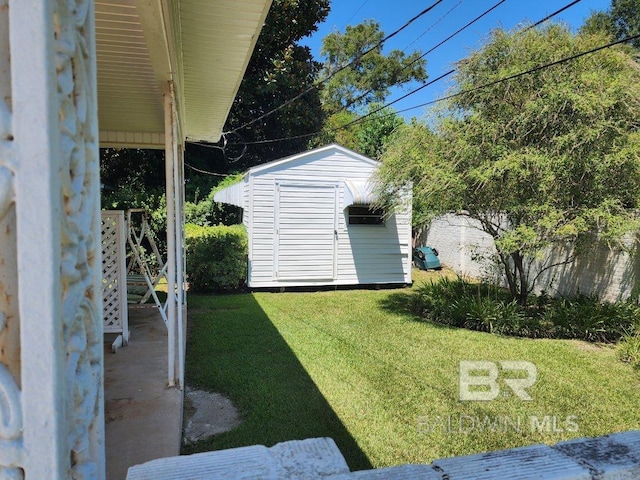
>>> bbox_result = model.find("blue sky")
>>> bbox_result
[301,0,612,120]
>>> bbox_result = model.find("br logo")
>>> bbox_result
[459,361,537,401]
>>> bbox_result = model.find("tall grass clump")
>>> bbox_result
[619,328,640,368]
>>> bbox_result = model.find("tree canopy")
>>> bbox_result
[320,20,427,112]
[219,0,330,169]
[581,0,640,49]
[377,24,640,303]
[312,104,403,160]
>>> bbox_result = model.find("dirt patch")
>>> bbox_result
[182,387,242,444]
[105,397,145,422]
[570,340,607,352]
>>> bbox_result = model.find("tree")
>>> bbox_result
[101,0,330,223]
[581,0,640,49]
[354,104,404,159]
[377,24,640,304]
[220,0,330,169]
[320,20,427,112]
[312,104,404,159]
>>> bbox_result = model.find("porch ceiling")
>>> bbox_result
[96,0,271,149]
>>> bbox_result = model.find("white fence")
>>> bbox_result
[424,214,639,302]
[102,210,130,346]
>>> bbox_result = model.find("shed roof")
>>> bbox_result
[213,144,382,208]
[96,0,271,148]
[246,144,380,175]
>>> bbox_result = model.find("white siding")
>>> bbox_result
[241,145,412,288]
[248,177,276,285]
[275,184,337,280]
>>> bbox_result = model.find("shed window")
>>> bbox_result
[348,205,384,225]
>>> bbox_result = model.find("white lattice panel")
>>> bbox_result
[102,211,129,342]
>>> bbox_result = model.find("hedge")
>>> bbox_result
[185,223,248,292]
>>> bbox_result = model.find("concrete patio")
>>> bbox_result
[104,305,183,480]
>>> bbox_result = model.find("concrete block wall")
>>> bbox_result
[423,214,640,302]
[425,214,499,281]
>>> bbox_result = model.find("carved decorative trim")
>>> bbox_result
[54,0,103,477]
[0,0,22,478]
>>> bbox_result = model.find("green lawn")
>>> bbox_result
[184,271,640,470]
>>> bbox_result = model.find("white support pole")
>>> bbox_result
[181,154,187,310]
[11,0,105,477]
[174,143,185,389]
[11,0,66,474]
[165,89,178,387]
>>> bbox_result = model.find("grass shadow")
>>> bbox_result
[183,293,373,471]
[376,290,458,331]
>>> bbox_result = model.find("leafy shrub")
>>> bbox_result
[411,277,640,343]
[185,174,244,227]
[538,294,638,343]
[185,223,248,292]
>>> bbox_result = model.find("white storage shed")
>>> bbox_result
[214,144,412,288]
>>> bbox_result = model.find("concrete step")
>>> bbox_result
[127,431,640,480]
[432,444,591,479]
[329,464,440,479]
[126,437,350,479]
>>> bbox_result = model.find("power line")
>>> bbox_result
[340,0,506,113]
[184,162,229,177]
[523,0,582,32]
[264,0,590,140]
[393,32,640,116]
[335,0,581,116]
[337,70,456,131]
[234,32,640,146]
[225,0,593,148]
[342,0,370,29]
[229,0,445,133]
[404,0,465,51]
[412,0,507,68]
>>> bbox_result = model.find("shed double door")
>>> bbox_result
[274,183,338,280]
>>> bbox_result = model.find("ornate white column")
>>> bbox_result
[0,0,23,477]
[2,0,105,478]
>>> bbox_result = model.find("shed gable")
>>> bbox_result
[214,144,412,288]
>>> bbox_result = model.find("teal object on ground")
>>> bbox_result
[413,246,442,270]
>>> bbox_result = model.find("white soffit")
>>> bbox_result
[96,0,165,141]
[180,0,271,143]
[95,0,271,148]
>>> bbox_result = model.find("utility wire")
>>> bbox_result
[229,0,445,133]
[522,0,582,31]
[223,0,588,148]
[392,32,640,116]
[184,162,229,177]
[234,32,640,146]
[327,0,577,115]
[337,69,456,131]
[339,0,506,113]
[241,0,589,144]
[410,0,507,70]
[342,0,370,29]
[404,0,465,51]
